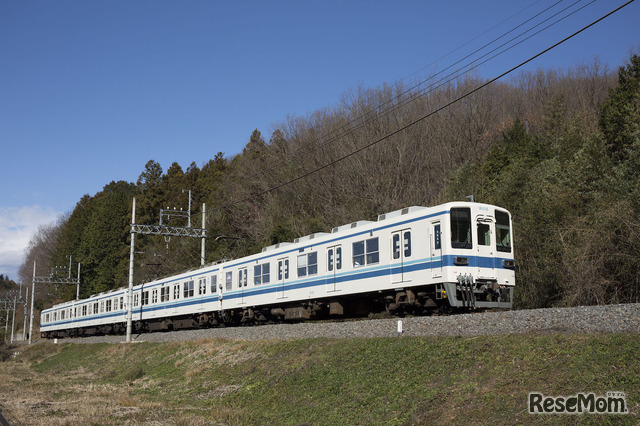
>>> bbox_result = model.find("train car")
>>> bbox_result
[40,201,515,338]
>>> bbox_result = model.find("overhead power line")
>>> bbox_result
[239,0,595,187]
[215,0,634,213]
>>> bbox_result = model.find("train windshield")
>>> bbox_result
[450,208,472,249]
[495,210,512,253]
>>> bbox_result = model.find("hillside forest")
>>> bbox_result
[18,54,640,311]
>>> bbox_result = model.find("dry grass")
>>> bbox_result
[0,366,144,425]
[1,335,638,425]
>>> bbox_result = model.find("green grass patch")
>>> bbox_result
[1,334,638,424]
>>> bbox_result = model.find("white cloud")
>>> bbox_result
[0,206,62,282]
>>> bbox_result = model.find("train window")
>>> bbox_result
[451,208,472,249]
[251,265,257,284]
[238,268,248,288]
[46,314,50,323]
[495,210,512,253]
[106,300,112,312]
[161,286,170,302]
[254,263,270,285]
[434,224,441,250]
[336,247,342,269]
[94,302,98,313]
[120,297,124,310]
[142,291,149,306]
[297,254,306,277]
[100,301,105,313]
[82,305,87,316]
[297,252,318,277]
[329,248,342,271]
[478,223,490,246]
[404,231,412,257]
[174,284,180,300]
[54,312,57,321]
[210,275,217,293]
[152,289,158,304]
[367,238,379,264]
[353,241,364,266]
[199,278,206,295]
[184,281,195,298]
[353,237,379,266]
[309,252,318,275]
[226,272,233,290]
[61,310,65,320]
[134,294,139,307]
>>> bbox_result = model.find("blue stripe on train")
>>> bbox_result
[41,254,513,329]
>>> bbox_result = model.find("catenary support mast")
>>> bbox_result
[126,196,206,342]
[126,198,136,343]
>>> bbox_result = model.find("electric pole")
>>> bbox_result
[126,193,206,343]
[29,259,81,344]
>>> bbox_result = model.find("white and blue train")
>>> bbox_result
[40,202,515,338]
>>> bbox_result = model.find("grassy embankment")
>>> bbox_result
[0,334,638,425]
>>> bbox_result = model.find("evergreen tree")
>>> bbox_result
[599,54,640,162]
[135,160,164,227]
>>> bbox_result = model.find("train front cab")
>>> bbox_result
[441,204,515,309]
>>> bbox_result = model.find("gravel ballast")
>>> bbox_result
[54,303,640,344]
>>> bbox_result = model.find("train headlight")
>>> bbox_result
[502,260,515,269]
[454,256,468,266]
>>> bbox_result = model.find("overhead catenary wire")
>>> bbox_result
[212,0,634,214]
[356,0,600,131]
[399,0,547,85]
[237,0,596,188]
[239,0,574,184]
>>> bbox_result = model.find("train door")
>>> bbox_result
[277,258,289,299]
[238,268,248,304]
[173,284,180,314]
[198,277,206,311]
[476,216,496,279]
[216,272,224,310]
[391,229,412,283]
[431,222,442,278]
[326,245,342,292]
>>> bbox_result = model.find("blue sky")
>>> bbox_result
[1,0,638,281]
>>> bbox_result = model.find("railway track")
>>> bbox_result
[46,303,640,344]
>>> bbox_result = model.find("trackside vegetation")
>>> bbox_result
[0,334,638,424]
